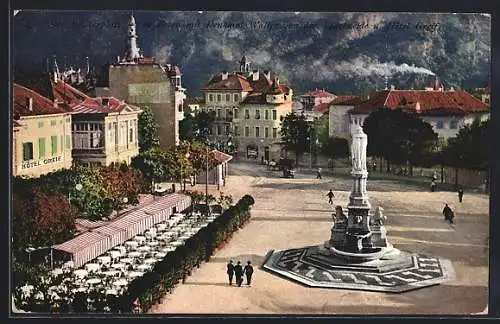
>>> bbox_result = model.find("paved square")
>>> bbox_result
[150,163,489,315]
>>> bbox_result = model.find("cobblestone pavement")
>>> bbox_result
[150,161,489,315]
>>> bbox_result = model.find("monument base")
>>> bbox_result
[262,244,455,293]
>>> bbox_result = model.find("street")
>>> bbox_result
[150,161,489,315]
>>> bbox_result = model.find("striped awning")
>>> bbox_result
[75,218,109,230]
[52,193,191,268]
[52,231,111,269]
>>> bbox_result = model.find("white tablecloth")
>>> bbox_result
[86,278,101,285]
[97,256,111,264]
[111,263,126,270]
[73,269,88,278]
[85,263,100,272]
[134,236,146,242]
[143,258,156,265]
[127,251,141,258]
[120,258,133,264]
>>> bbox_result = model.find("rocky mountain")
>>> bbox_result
[13,11,491,98]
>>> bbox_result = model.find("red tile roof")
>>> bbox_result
[211,150,233,164]
[51,79,91,109]
[313,102,331,114]
[70,97,140,114]
[13,83,66,118]
[350,90,489,116]
[302,89,336,98]
[202,73,254,91]
[329,95,363,106]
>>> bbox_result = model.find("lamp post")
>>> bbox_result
[68,183,83,205]
[118,197,128,218]
[205,145,209,214]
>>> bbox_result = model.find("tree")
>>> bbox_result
[100,163,143,212]
[442,119,488,170]
[138,106,160,151]
[279,112,312,165]
[193,111,216,142]
[363,108,438,174]
[70,164,110,221]
[131,147,170,190]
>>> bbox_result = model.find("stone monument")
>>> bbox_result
[262,124,455,292]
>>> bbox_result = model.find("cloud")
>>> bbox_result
[153,44,173,64]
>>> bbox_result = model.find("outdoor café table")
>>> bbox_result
[137,246,151,253]
[111,263,126,270]
[73,269,88,278]
[120,258,133,264]
[133,236,146,243]
[156,223,167,231]
[126,271,143,279]
[161,246,176,253]
[85,263,100,273]
[109,250,121,259]
[51,268,63,277]
[127,251,141,258]
[101,270,119,277]
[170,241,184,247]
[112,279,128,287]
[143,258,156,265]
[72,287,88,293]
[114,246,127,254]
[154,252,167,259]
[136,264,151,272]
[124,241,139,249]
[179,235,191,241]
[147,241,159,247]
[97,256,112,264]
[105,289,118,295]
[86,278,101,285]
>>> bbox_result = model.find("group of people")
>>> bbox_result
[226,260,253,287]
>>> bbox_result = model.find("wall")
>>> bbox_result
[442,166,487,189]
[108,64,178,148]
[329,105,355,139]
[14,113,73,178]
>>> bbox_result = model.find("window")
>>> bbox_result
[178,104,183,112]
[217,94,221,102]
[234,109,239,119]
[60,120,63,124]
[108,123,112,130]
[272,110,277,120]
[217,109,222,118]
[22,142,33,161]
[38,121,44,128]
[226,94,231,102]
[245,109,250,119]
[234,126,240,136]
[265,110,269,120]
[245,126,250,137]
[51,136,58,155]
[66,135,71,149]
[255,110,261,119]
[217,125,222,135]
[234,94,239,102]
[450,120,458,129]
[255,127,260,137]
[38,138,46,158]
[436,120,444,129]
[51,120,57,126]
[226,109,231,119]
[272,128,277,139]
[265,127,269,138]
[130,128,134,142]
[209,94,214,102]
[225,125,230,135]
[66,118,70,123]
[61,135,63,152]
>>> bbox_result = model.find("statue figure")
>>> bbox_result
[372,206,387,226]
[334,205,347,223]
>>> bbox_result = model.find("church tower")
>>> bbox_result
[122,12,142,63]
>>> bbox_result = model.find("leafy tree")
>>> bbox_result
[442,118,489,170]
[193,111,216,142]
[279,112,312,164]
[138,106,160,151]
[179,107,197,141]
[100,163,143,212]
[131,147,170,190]
[363,108,437,174]
[323,137,350,159]
[70,164,109,221]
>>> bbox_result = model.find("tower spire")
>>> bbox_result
[52,55,60,83]
[122,11,141,63]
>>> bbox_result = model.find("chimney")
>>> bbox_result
[264,70,271,80]
[102,98,109,106]
[221,71,228,80]
[390,85,395,90]
[26,97,33,111]
[252,69,259,81]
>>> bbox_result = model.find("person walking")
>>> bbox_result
[244,261,254,286]
[226,260,235,285]
[430,180,437,192]
[442,203,454,224]
[327,189,335,204]
[234,261,244,287]
[316,168,322,179]
[458,188,464,203]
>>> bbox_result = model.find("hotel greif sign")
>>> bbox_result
[128,83,170,104]
[21,156,62,170]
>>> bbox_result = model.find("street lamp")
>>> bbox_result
[182,152,191,192]
[68,183,83,205]
[118,197,128,218]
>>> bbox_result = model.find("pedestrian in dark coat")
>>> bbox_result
[442,203,454,224]
[244,261,254,286]
[327,190,335,204]
[430,180,437,192]
[316,168,322,179]
[226,260,235,285]
[234,261,243,287]
[458,188,464,203]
